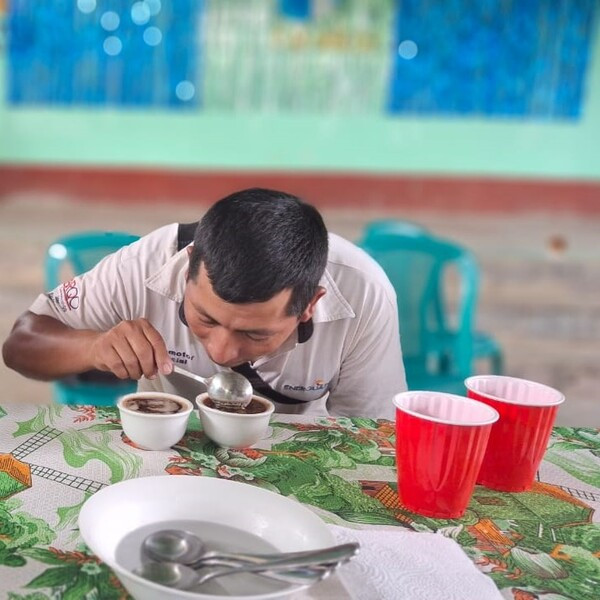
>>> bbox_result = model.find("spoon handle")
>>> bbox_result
[251,566,332,586]
[194,542,359,568]
[172,365,208,386]
[195,558,334,579]
[196,543,359,585]
[197,561,339,586]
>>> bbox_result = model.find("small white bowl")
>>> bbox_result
[196,393,274,449]
[117,392,193,450]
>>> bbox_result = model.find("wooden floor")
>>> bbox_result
[1,194,598,426]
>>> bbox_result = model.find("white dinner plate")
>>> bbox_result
[78,475,334,600]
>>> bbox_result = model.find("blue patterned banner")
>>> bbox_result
[6,1,597,117]
[8,0,202,107]
[388,0,597,119]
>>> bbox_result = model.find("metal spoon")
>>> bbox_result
[142,528,358,569]
[172,365,252,410]
[136,557,340,590]
[141,529,338,586]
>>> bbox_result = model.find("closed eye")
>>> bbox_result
[242,331,272,342]
[198,316,218,327]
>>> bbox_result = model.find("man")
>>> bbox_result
[3,188,406,418]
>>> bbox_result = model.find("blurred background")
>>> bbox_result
[0,0,598,424]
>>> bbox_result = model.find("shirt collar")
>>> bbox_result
[145,249,188,303]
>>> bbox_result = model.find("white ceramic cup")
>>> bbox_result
[196,392,274,449]
[117,392,193,451]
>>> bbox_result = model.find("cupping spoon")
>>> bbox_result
[172,365,252,410]
[142,528,357,570]
[136,551,350,590]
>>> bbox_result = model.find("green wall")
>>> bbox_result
[1,30,599,180]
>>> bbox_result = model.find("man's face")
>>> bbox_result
[183,264,318,367]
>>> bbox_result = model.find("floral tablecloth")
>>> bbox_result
[0,402,599,600]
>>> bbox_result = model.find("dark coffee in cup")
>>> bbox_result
[203,397,267,415]
[122,397,185,414]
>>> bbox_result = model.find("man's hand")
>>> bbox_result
[3,312,174,382]
[90,318,173,380]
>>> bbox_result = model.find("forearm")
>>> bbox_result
[2,311,101,380]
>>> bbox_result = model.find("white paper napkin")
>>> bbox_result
[297,525,504,600]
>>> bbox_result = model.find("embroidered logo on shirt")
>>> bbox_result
[48,279,80,312]
[283,379,328,392]
[168,349,195,365]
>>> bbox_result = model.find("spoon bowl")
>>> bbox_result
[172,365,252,410]
[143,529,203,565]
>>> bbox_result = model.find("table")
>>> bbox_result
[1,402,599,599]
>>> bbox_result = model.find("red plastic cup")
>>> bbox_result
[465,375,565,492]
[393,391,499,519]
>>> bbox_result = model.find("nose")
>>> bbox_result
[204,328,242,366]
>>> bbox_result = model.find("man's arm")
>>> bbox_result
[3,311,173,381]
[3,228,180,383]
[3,312,101,380]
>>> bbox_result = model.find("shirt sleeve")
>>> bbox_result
[326,286,407,421]
[28,240,146,331]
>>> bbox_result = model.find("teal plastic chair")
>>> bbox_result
[44,231,140,406]
[357,223,502,394]
[361,220,503,372]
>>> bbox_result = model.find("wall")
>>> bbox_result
[1,12,599,211]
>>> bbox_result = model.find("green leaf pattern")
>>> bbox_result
[59,426,142,484]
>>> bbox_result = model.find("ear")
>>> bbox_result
[299,287,326,323]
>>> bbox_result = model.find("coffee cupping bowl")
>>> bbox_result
[118,392,193,450]
[196,393,274,449]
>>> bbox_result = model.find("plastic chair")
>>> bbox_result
[360,220,503,372]
[44,231,140,406]
[357,223,502,394]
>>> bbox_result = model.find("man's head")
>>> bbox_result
[184,188,328,366]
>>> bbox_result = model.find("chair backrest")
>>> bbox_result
[45,230,140,290]
[43,231,141,405]
[357,227,479,378]
[360,218,429,242]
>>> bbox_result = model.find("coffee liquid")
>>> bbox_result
[204,398,267,414]
[122,397,185,414]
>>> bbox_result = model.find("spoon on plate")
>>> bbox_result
[141,528,358,570]
[136,545,355,591]
[140,529,349,586]
[172,365,252,410]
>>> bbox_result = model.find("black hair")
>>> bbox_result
[188,188,328,316]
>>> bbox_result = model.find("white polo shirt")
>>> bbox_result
[30,224,406,419]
